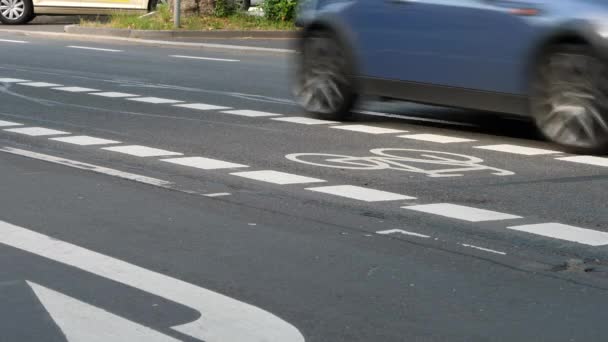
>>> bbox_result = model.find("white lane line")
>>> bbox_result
[221,110,282,117]
[231,170,326,185]
[52,86,100,93]
[0,39,28,43]
[474,144,560,155]
[0,120,22,127]
[174,103,231,111]
[376,229,430,238]
[271,117,339,125]
[403,203,522,222]
[0,219,304,342]
[92,92,139,98]
[18,82,63,88]
[67,45,123,52]
[102,145,183,157]
[355,110,479,127]
[203,192,231,197]
[128,97,184,104]
[161,156,248,170]
[507,223,608,246]
[556,155,608,167]
[4,127,69,136]
[461,244,506,255]
[332,125,406,134]
[307,185,415,202]
[398,133,476,144]
[50,135,121,146]
[0,78,30,83]
[0,147,171,187]
[170,55,240,62]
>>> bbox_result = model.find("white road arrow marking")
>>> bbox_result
[0,220,305,342]
[27,281,180,342]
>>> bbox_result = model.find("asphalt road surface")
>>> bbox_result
[1,30,608,342]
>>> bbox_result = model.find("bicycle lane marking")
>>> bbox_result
[0,219,305,342]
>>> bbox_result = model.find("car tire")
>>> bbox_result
[293,29,357,120]
[531,44,608,153]
[0,0,34,25]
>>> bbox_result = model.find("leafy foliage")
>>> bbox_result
[262,0,297,22]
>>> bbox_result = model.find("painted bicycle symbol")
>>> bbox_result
[286,148,514,178]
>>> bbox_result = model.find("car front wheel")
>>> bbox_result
[0,0,34,24]
[531,45,608,153]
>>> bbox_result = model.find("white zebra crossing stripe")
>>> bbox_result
[50,136,121,146]
[507,223,608,246]
[403,203,522,222]
[4,127,70,136]
[102,145,183,157]
[231,170,325,185]
[161,156,248,170]
[307,185,415,202]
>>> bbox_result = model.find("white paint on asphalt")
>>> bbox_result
[203,192,231,197]
[222,110,282,117]
[0,220,305,342]
[398,133,476,144]
[354,110,479,127]
[28,282,180,342]
[170,55,240,62]
[271,117,339,125]
[0,39,28,43]
[175,103,231,111]
[0,78,29,83]
[332,125,406,134]
[51,135,121,146]
[162,156,248,170]
[376,229,430,238]
[507,223,608,246]
[102,145,183,157]
[128,97,184,104]
[0,120,22,127]
[231,170,326,185]
[474,144,560,155]
[19,82,63,88]
[403,203,522,222]
[307,185,415,202]
[461,244,506,255]
[92,92,139,98]
[0,147,172,187]
[67,45,123,52]
[4,127,69,136]
[556,155,608,167]
[52,86,100,93]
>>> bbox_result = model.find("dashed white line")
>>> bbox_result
[332,125,406,134]
[0,39,28,43]
[556,155,608,167]
[461,244,506,255]
[161,156,248,170]
[231,170,326,185]
[307,185,415,202]
[19,82,63,88]
[53,87,100,93]
[271,117,339,125]
[203,192,231,197]
[398,133,476,144]
[170,55,240,62]
[474,144,560,155]
[0,78,30,83]
[403,203,522,222]
[221,110,282,117]
[0,120,22,127]
[4,127,70,136]
[67,45,123,52]
[128,97,184,104]
[507,223,608,246]
[0,147,171,187]
[50,135,121,146]
[92,92,139,98]
[174,103,231,111]
[376,229,430,238]
[102,145,183,157]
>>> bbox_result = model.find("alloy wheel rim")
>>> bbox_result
[0,0,25,20]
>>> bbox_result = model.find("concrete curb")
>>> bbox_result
[0,28,296,54]
[64,24,299,39]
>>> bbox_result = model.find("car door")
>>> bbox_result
[80,0,146,10]
[353,0,544,95]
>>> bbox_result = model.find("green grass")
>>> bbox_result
[80,4,295,31]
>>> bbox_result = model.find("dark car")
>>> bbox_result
[293,0,608,152]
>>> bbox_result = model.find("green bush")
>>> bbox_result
[262,0,297,22]
[214,0,236,17]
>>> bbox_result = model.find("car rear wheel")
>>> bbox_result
[293,29,357,120]
[0,0,33,24]
[531,45,608,153]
